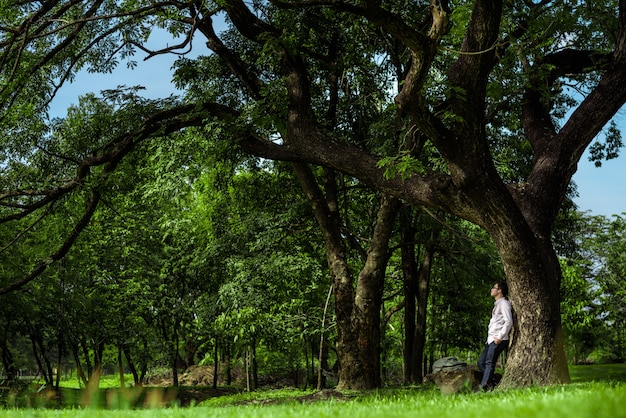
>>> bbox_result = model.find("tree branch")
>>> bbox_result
[0,190,101,295]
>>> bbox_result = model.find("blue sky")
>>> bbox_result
[49,47,626,219]
[573,147,626,218]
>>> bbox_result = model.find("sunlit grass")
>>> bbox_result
[569,363,626,383]
[58,374,135,389]
[3,365,626,417]
[3,382,625,418]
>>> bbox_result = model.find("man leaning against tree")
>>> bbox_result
[477,281,513,392]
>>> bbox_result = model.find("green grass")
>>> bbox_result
[569,363,626,383]
[2,364,626,417]
[1,383,625,417]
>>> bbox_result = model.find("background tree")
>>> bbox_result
[574,213,626,362]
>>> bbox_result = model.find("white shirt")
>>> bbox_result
[486,297,513,344]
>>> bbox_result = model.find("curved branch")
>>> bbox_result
[197,13,265,100]
[522,48,612,152]
[271,0,431,52]
[0,102,216,224]
[0,189,101,295]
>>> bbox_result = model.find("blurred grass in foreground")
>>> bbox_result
[1,364,625,417]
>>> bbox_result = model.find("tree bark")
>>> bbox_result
[30,335,48,384]
[400,206,418,384]
[69,340,88,387]
[293,162,399,389]
[6,0,626,392]
[213,337,219,390]
[0,338,17,381]
[335,195,399,389]
[122,345,141,386]
[490,227,570,387]
[412,227,437,383]
[118,345,125,389]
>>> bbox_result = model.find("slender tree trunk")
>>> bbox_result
[251,337,258,390]
[55,336,63,389]
[1,338,17,381]
[31,331,54,385]
[224,343,232,386]
[400,206,418,384]
[80,338,93,380]
[317,284,333,390]
[118,345,125,389]
[30,336,47,384]
[122,345,141,386]
[171,360,179,387]
[184,339,197,368]
[212,337,219,390]
[139,362,147,384]
[412,230,436,383]
[302,335,309,389]
[69,341,88,387]
[245,347,250,392]
[89,340,104,389]
[42,346,54,386]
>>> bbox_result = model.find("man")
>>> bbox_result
[477,281,513,391]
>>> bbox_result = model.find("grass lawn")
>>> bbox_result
[1,364,625,417]
[569,363,626,383]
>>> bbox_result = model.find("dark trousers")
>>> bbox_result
[477,341,508,388]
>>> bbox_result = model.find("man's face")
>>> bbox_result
[491,284,501,297]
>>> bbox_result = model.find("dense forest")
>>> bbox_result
[1,0,626,391]
[1,151,624,390]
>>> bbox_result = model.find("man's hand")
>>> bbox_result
[494,338,501,344]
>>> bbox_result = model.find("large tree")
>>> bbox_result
[2,0,626,389]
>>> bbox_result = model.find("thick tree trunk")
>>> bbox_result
[293,162,399,389]
[489,223,570,387]
[336,195,399,389]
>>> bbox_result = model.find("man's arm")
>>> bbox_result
[496,300,513,343]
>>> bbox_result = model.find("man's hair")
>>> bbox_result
[496,281,509,298]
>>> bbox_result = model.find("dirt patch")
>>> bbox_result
[297,389,350,403]
[175,386,240,407]
[145,365,246,387]
[228,389,351,407]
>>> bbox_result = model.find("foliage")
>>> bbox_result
[570,213,626,362]
[559,258,605,364]
[2,0,626,390]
